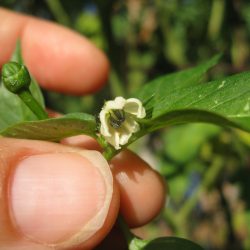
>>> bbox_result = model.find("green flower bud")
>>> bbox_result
[1,62,31,93]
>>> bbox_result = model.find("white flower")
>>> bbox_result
[100,96,146,150]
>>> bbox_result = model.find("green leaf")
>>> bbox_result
[0,40,45,131]
[129,238,148,250]
[164,124,220,163]
[136,54,221,110]
[129,237,203,250]
[143,237,203,250]
[29,77,45,109]
[0,113,97,141]
[142,71,250,133]
[11,40,23,64]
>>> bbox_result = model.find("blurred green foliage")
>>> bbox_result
[1,1,250,249]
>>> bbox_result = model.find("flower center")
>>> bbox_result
[109,109,125,129]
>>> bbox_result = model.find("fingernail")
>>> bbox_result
[9,152,109,245]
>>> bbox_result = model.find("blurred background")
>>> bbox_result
[1,1,250,249]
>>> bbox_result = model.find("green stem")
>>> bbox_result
[100,140,143,249]
[110,70,126,98]
[163,209,181,235]
[175,156,224,236]
[118,216,148,250]
[98,130,150,248]
[103,146,119,161]
[96,135,120,161]
[118,215,134,245]
[45,0,71,27]
[19,90,48,120]
[95,0,127,97]
[208,0,225,40]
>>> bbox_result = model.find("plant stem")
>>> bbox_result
[98,131,150,249]
[118,215,148,250]
[163,209,181,235]
[208,0,225,40]
[100,140,144,249]
[45,0,71,27]
[218,184,244,250]
[19,90,48,120]
[103,146,119,161]
[110,70,126,98]
[175,156,224,236]
[163,157,224,237]
[118,215,134,245]
[96,135,118,161]
[95,0,127,97]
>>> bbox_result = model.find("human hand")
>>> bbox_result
[0,8,166,250]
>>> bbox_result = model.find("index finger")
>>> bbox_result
[0,8,109,95]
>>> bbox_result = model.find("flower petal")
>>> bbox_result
[124,98,146,118]
[100,109,111,137]
[105,96,126,110]
[123,115,140,133]
[119,131,131,146]
[102,127,120,149]
[118,118,139,146]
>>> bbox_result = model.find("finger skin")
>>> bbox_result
[0,8,109,95]
[0,138,119,250]
[61,136,167,228]
[111,150,166,228]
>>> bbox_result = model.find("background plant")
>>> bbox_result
[1,1,250,250]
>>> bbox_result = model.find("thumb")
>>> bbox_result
[0,138,119,250]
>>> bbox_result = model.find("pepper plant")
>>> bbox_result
[0,42,250,250]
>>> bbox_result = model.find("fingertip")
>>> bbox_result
[0,138,117,249]
[111,150,167,228]
[0,8,110,95]
[11,153,109,243]
[0,8,28,67]
[22,18,109,94]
